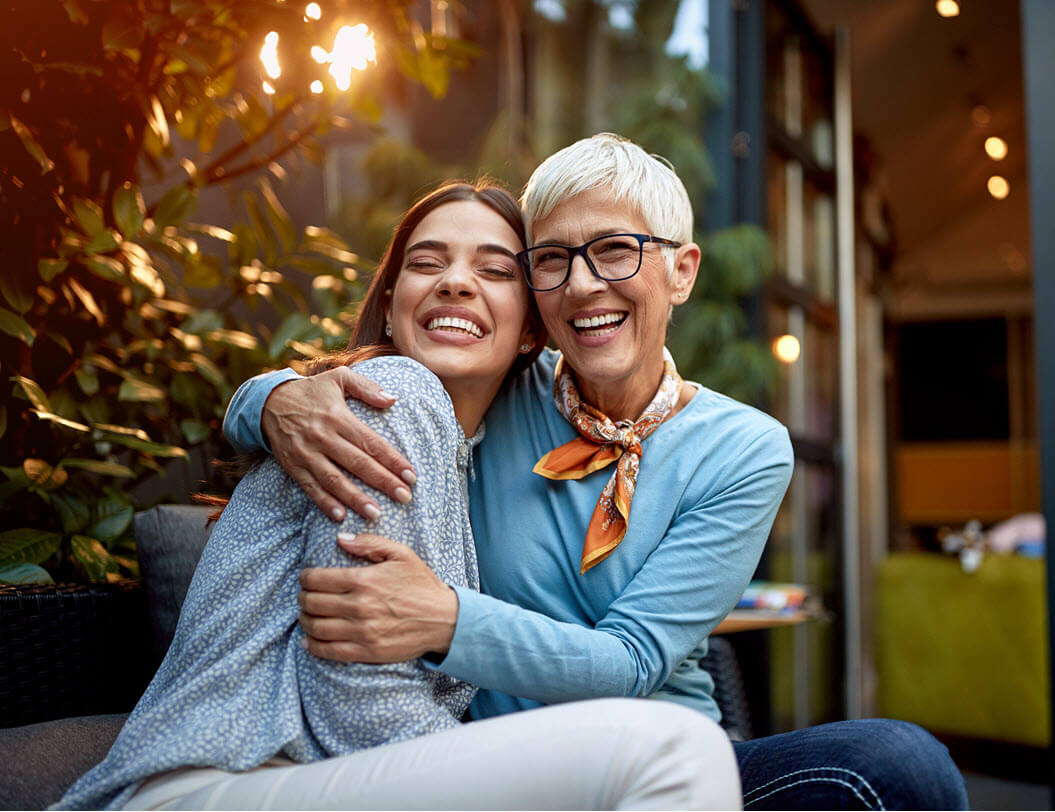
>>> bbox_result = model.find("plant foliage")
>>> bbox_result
[0,0,476,584]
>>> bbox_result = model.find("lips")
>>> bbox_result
[420,307,488,339]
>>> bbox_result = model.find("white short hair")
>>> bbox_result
[521,133,695,248]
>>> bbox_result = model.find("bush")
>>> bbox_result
[0,0,475,584]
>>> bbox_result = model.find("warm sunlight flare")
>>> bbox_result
[936,0,960,18]
[315,24,377,91]
[987,175,1010,199]
[262,80,276,95]
[984,136,1008,160]
[773,334,801,364]
[260,31,281,79]
[310,79,324,94]
[304,2,322,21]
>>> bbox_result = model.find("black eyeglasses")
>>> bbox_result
[515,233,681,292]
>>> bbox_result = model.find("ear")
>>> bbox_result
[670,242,701,305]
[383,288,393,327]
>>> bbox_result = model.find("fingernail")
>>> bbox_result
[379,390,396,401]
[331,507,346,522]
[337,532,356,544]
[364,503,381,521]
[300,637,309,649]
[401,469,417,486]
[394,487,411,504]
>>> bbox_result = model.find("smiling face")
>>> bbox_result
[385,199,533,428]
[530,186,700,420]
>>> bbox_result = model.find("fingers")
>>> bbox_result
[334,367,398,409]
[300,565,358,593]
[301,637,371,663]
[336,532,409,563]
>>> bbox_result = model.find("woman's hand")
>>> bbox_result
[262,368,417,522]
[298,533,459,663]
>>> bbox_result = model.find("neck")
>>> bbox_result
[445,377,503,437]
[578,361,665,422]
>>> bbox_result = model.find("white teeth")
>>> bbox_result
[426,316,484,338]
[572,312,626,329]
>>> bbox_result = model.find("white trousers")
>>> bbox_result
[125,698,741,810]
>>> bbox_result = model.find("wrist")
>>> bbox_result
[427,585,459,656]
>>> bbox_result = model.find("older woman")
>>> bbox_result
[226,134,967,810]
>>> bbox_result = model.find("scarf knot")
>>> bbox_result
[533,351,683,573]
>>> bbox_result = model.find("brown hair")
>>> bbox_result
[304,179,546,378]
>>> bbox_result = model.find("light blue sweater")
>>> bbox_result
[225,349,793,723]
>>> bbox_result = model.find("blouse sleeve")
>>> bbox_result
[222,367,302,454]
[435,425,794,704]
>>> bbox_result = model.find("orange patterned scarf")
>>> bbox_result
[533,351,683,573]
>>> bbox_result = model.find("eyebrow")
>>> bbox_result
[405,239,518,260]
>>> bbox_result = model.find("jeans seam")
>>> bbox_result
[743,767,884,810]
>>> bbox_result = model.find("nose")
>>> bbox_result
[436,260,476,299]
[564,252,606,298]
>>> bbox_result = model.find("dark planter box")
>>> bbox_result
[0,581,154,729]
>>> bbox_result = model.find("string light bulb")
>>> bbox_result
[984,136,1008,160]
[936,0,960,18]
[773,334,801,364]
[987,175,1010,200]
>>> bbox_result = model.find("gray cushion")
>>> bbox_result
[0,713,127,809]
[134,504,214,660]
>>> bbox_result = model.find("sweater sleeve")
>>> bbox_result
[435,425,793,705]
[222,367,302,454]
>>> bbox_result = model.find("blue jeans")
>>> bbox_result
[733,719,969,809]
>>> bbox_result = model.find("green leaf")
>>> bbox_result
[60,0,87,24]
[38,258,68,282]
[9,115,54,174]
[82,254,125,282]
[181,309,223,335]
[71,535,117,581]
[10,375,51,412]
[113,184,146,238]
[184,255,223,288]
[0,306,35,346]
[244,192,277,265]
[259,180,297,253]
[0,272,34,314]
[92,422,149,441]
[59,458,136,478]
[74,364,100,395]
[205,329,258,350]
[46,330,74,356]
[118,377,167,403]
[107,434,188,458]
[32,409,91,433]
[112,554,140,579]
[23,458,68,491]
[0,562,54,585]
[153,185,198,230]
[102,10,144,50]
[72,198,106,237]
[0,528,62,565]
[303,226,352,251]
[87,495,134,542]
[189,352,225,391]
[179,418,210,444]
[268,312,314,359]
[52,491,91,533]
[85,229,122,254]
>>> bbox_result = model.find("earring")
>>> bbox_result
[385,323,393,337]
[519,343,532,354]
